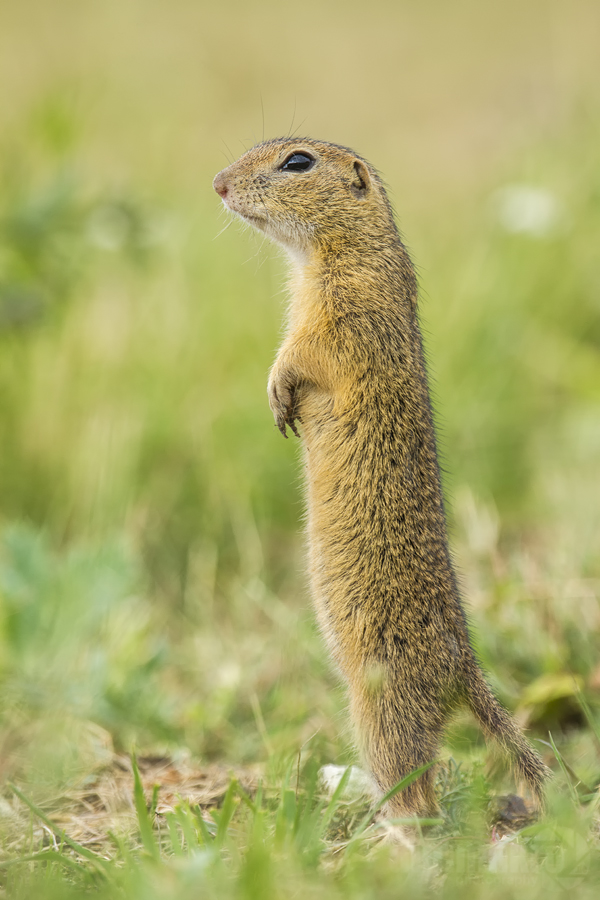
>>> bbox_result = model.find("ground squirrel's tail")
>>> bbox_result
[464,662,550,805]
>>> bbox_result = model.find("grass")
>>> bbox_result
[2,752,600,899]
[1,0,600,896]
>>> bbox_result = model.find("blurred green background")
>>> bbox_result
[0,0,599,798]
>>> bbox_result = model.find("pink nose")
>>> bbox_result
[213,172,229,198]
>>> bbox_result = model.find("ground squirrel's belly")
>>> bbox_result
[299,385,464,676]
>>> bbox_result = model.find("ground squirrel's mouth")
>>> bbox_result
[220,195,267,228]
[231,207,268,229]
[242,211,267,226]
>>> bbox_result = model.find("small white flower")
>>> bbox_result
[318,764,377,800]
[491,184,564,237]
[217,661,241,688]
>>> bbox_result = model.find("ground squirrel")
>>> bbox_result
[213,138,549,818]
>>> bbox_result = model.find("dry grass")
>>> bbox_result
[3,749,260,860]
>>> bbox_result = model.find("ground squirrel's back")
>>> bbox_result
[213,138,548,819]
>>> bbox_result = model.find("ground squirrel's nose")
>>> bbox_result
[213,171,229,199]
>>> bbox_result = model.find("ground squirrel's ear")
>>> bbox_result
[351,159,371,198]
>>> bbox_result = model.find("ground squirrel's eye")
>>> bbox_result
[280,152,315,172]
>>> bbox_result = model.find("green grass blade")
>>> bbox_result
[8,782,111,876]
[150,783,160,817]
[214,778,238,846]
[165,812,185,856]
[349,761,436,841]
[0,849,91,874]
[174,805,204,852]
[236,783,257,814]
[274,762,295,845]
[193,805,216,844]
[317,765,353,837]
[541,735,587,803]
[574,687,600,761]
[107,829,133,865]
[131,752,160,860]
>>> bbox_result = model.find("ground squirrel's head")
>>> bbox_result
[213,138,399,261]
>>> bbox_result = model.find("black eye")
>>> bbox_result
[280,152,315,172]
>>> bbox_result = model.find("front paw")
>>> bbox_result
[267,369,301,439]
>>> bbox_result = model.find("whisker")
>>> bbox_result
[287,99,297,138]
[289,115,308,139]
[213,216,235,240]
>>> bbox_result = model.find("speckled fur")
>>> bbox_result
[213,138,549,818]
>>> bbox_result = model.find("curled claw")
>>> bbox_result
[275,403,301,439]
[276,416,289,439]
[287,410,301,438]
[269,375,301,439]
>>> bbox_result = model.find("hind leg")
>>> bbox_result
[351,686,441,820]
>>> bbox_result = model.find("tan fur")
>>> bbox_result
[213,138,549,818]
